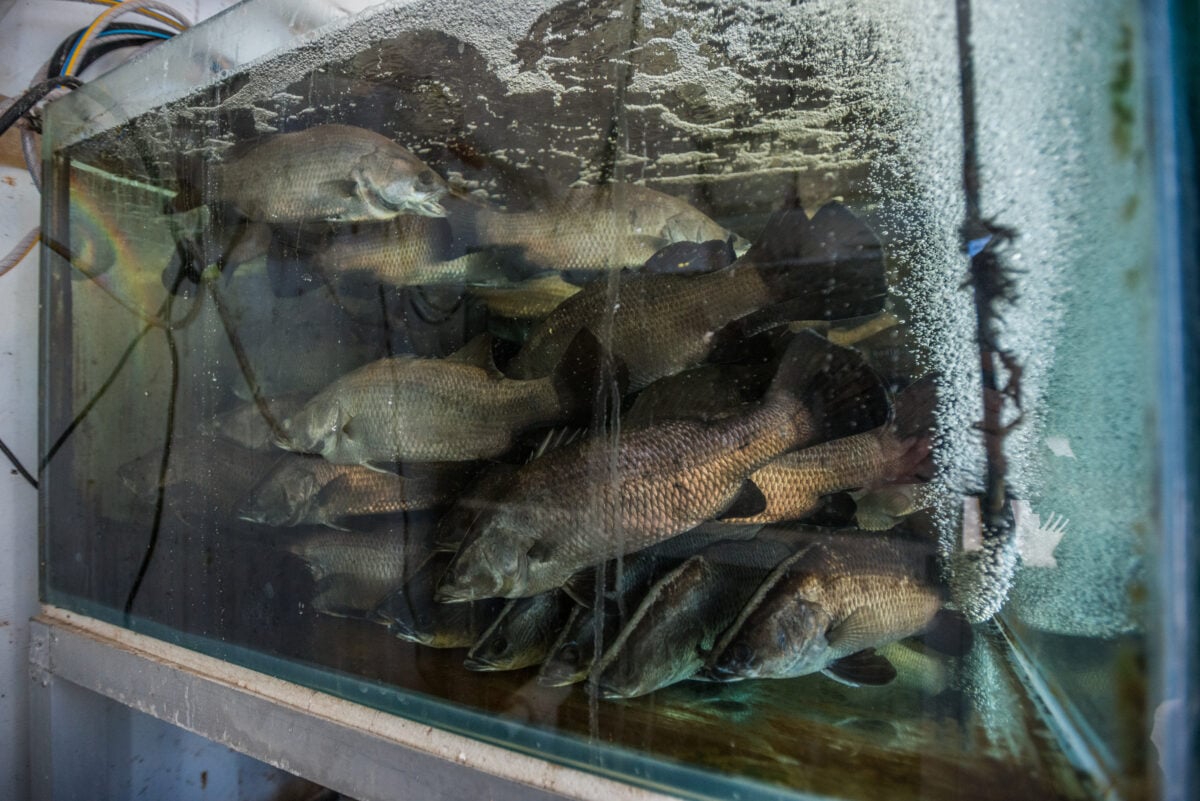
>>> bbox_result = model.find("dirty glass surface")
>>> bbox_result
[39,1,1163,799]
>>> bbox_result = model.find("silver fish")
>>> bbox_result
[283,518,436,618]
[237,456,465,529]
[468,184,748,274]
[275,330,606,467]
[211,124,449,222]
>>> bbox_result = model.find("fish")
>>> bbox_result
[435,331,888,602]
[506,202,889,390]
[536,546,684,687]
[470,274,582,321]
[373,551,505,647]
[434,462,519,553]
[117,436,281,527]
[851,483,939,531]
[592,537,801,698]
[206,394,310,451]
[460,184,748,276]
[279,216,512,293]
[236,456,466,529]
[275,330,614,468]
[704,533,967,686]
[721,375,937,524]
[623,362,775,428]
[283,517,437,618]
[202,124,450,223]
[464,590,573,671]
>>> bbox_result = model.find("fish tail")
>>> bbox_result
[766,330,890,445]
[747,202,888,321]
[884,373,939,483]
[550,329,629,421]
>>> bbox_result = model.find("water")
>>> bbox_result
[39,1,1160,799]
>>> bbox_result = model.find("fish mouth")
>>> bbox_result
[462,657,501,672]
[536,666,584,688]
[432,586,474,604]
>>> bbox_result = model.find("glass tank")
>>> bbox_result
[37,1,1185,799]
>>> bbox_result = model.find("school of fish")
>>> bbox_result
[126,122,973,701]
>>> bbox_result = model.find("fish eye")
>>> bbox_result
[729,641,754,666]
[559,644,580,663]
[491,636,508,654]
[417,169,436,186]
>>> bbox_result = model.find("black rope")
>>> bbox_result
[0,77,82,137]
[0,435,37,489]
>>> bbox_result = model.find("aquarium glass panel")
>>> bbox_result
[40,1,1171,799]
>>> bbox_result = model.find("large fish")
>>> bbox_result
[464,590,573,672]
[283,518,436,618]
[722,376,937,524]
[705,533,966,685]
[373,552,505,648]
[470,274,582,321]
[237,456,466,529]
[204,125,450,222]
[460,184,748,276]
[592,537,800,698]
[305,216,510,290]
[435,331,888,602]
[507,203,888,390]
[275,330,612,467]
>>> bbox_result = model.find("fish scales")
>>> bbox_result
[508,202,889,391]
[509,266,770,390]
[314,216,452,285]
[438,332,889,601]
[239,455,461,528]
[211,125,448,223]
[473,185,735,274]
[709,535,947,682]
[280,357,564,464]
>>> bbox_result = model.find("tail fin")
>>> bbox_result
[885,374,938,483]
[745,202,887,321]
[550,329,630,420]
[766,330,889,444]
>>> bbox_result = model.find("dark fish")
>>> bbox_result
[465,184,747,275]
[434,462,518,553]
[206,394,310,451]
[275,330,610,467]
[706,533,959,686]
[207,124,449,222]
[507,202,888,390]
[624,362,774,428]
[374,552,505,648]
[436,332,888,602]
[237,456,465,528]
[464,590,573,671]
[592,537,800,698]
[723,376,937,524]
[283,518,436,618]
[536,548,680,687]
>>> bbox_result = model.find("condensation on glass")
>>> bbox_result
[38,2,1164,800]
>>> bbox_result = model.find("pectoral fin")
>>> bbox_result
[822,649,896,687]
[717,481,768,521]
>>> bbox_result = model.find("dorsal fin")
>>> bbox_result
[445,333,500,374]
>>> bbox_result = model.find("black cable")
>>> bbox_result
[0,77,82,138]
[0,435,37,489]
